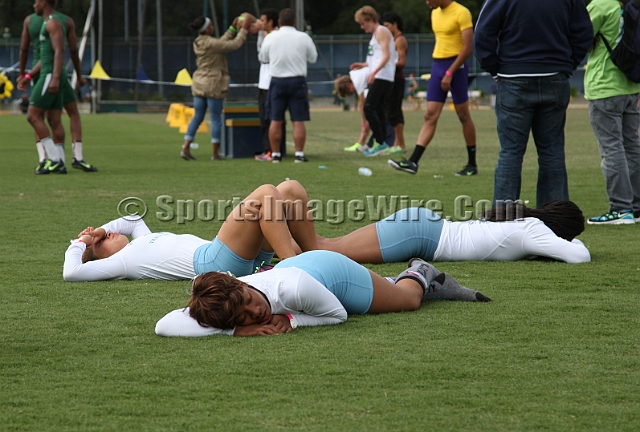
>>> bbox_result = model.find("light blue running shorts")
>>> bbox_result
[274,250,374,314]
[375,207,444,263]
[193,237,254,277]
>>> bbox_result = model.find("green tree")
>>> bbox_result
[0,0,487,41]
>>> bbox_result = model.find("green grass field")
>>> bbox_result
[1,106,639,431]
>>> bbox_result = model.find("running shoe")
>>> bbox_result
[587,210,635,225]
[294,155,309,163]
[72,158,99,171]
[255,151,272,162]
[35,160,51,175]
[46,160,65,174]
[272,154,282,163]
[344,143,362,152]
[180,151,196,161]
[455,164,478,176]
[364,142,390,157]
[388,158,418,174]
[387,146,405,155]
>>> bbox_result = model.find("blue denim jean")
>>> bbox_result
[184,96,223,143]
[493,74,571,208]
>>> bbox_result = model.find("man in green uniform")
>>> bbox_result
[19,0,97,174]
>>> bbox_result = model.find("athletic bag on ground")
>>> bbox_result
[599,0,640,83]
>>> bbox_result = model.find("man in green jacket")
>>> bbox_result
[585,0,640,225]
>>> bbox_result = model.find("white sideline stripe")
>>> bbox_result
[42,73,52,96]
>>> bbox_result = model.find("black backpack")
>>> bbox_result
[599,0,640,83]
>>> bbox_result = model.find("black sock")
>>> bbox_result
[467,145,477,167]
[409,145,426,164]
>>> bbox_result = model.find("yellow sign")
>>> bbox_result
[174,69,192,86]
[89,61,111,80]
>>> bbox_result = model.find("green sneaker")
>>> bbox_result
[455,164,478,176]
[387,146,405,155]
[46,160,66,174]
[72,158,98,172]
[35,160,51,175]
[344,142,363,152]
[388,158,418,174]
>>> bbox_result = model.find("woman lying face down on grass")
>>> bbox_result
[155,250,491,337]
[309,199,590,264]
[63,180,317,281]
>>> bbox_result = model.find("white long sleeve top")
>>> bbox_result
[155,267,348,337]
[63,218,208,281]
[434,218,591,263]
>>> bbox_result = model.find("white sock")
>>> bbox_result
[55,144,66,164]
[72,141,83,161]
[41,137,59,162]
[36,141,46,162]
[295,151,304,157]
[272,152,281,158]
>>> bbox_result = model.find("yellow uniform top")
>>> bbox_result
[431,2,473,59]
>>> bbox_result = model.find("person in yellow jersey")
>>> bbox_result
[389,0,478,176]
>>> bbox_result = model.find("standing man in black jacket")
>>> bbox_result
[474,0,593,208]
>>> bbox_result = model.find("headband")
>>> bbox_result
[199,17,211,33]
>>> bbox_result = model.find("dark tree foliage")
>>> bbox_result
[0,0,488,39]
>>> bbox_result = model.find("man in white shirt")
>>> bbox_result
[350,6,397,157]
[258,8,318,163]
[254,8,284,162]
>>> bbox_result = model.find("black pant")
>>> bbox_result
[364,79,393,144]
[258,88,286,154]
[387,76,406,127]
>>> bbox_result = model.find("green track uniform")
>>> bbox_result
[30,14,67,110]
[53,11,77,105]
[28,13,43,70]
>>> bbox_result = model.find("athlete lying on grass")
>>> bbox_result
[63,180,317,281]
[307,196,590,264]
[155,250,491,337]
[64,181,588,283]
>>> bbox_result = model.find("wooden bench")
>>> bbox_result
[222,118,263,158]
[222,105,287,159]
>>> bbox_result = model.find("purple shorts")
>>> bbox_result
[427,58,469,105]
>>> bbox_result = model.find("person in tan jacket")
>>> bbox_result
[181,15,251,161]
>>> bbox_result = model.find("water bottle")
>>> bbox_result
[190,143,199,149]
[358,167,372,177]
